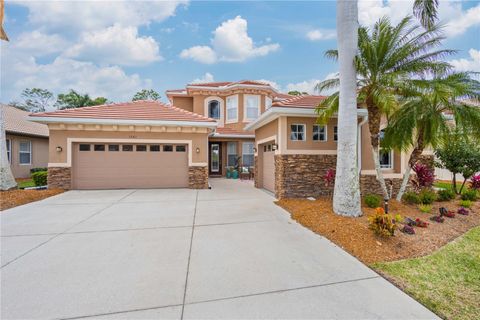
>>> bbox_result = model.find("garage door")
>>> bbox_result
[262,147,275,193]
[72,143,189,189]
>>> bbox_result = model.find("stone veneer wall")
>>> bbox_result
[274,154,337,199]
[359,175,405,198]
[48,167,71,189]
[188,166,209,189]
[254,156,259,188]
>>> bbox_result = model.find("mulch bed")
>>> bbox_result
[1,189,64,211]
[276,197,480,264]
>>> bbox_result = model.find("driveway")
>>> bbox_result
[1,179,437,319]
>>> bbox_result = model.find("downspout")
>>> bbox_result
[357,114,368,174]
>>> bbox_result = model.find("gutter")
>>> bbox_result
[210,133,255,139]
[28,116,218,129]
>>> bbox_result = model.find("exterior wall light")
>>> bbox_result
[196,147,200,153]
[272,144,278,151]
[253,147,257,153]
[56,146,63,152]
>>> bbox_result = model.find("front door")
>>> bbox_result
[209,142,222,175]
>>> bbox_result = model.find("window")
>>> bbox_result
[108,145,119,152]
[226,95,238,122]
[208,100,221,119]
[242,142,254,167]
[122,145,133,152]
[136,145,147,152]
[267,144,272,151]
[79,144,90,151]
[6,139,11,163]
[176,145,186,152]
[379,129,393,169]
[150,145,160,152]
[244,95,260,120]
[265,96,273,109]
[290,124,306,141]
[94,144,105,151]
[227,142,237,167]
[333,126,338,141]
[163,145,173,152]
[313,125,327,141]
[19,141,31,165]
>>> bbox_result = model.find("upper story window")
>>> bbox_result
[19,141,32,165]
[244,95,260,121]
[226,95,238,123]
[313,125,327,141]
[208,100,221,119]
[290,124,306,141]
[6,139,11,163]
[265,96,273,110]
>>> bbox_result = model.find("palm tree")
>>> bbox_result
[316,16,454,199]
[330,0,362,216]
[413,0,439,30]
[1,105,17,190]
[382,72,480,200]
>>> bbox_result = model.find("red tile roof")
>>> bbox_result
[2,105,49,137]
[30,100,216,123]
[186,80,273,88]
[271,95,327,109]
[214,127,254,136]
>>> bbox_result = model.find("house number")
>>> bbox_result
[128,135,137,139]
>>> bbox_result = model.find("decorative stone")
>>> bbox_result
[188,166,209,189]
[48,167,71,189]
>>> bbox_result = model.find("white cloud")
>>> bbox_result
[180,46,217,64]
[256,79,281,91]
[285,73,337,95]
[449,49,480,72]
[192,72,215,83]
[180,16,279,64]
[64,24,161,66]
[306,29,336,41]
[358,0,480,37]
[14,31,69,56]
[17,0,188,31]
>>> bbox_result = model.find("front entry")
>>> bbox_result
[209,142,222,175]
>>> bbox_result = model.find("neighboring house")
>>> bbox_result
[245,95,433,199]
[3,105,49,178]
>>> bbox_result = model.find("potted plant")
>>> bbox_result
[232,156,242,179]
[226,166,232,179]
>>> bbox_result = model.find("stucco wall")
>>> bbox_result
[286,117,338,150]
[171,96,194,112]
[6,133,49,178]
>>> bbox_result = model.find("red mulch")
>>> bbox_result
[1,189,64,211]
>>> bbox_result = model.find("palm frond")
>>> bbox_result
[413,0,439,30]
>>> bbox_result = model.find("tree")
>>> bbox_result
[13,88,54,112]
[132,89,160,101]
[55,90,108,110]
[316,17,453,199]
[287,91,308,96]
[435,133,480,194]
[383,72,480,200]
[413,0,439,30]
[0,105,16,190]
[1,0,8,41]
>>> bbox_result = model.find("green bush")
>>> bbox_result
[437,188,455,201]
[459,200,472,208]
[461,189,478,201]
[31,171,47,186]
[418,204,432,213]
[402,191,421,204]
[30,167,47,174]
[419,189,437,204]
[364,194,382,208]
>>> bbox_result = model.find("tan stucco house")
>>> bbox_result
[3,105,49,178]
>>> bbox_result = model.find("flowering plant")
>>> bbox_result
[458,207,469,215]
[401,225,415,234]
[415,218,429,228]
[470,174,480,190]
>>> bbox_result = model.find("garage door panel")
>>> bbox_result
[263,151,275,193]
[73,143,189,189]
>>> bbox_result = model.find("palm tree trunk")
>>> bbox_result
[1,106,17,190]
[371,146,389,198]
[332,0,362,217]
[396,132,425,201]
[367,105,389,199]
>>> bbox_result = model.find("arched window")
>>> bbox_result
[208,100,220,119]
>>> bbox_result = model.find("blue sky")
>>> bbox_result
[1,0,479,106]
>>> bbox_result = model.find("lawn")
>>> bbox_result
[434,180,464,190]
[16,178,35,189]
[374,227,480,320]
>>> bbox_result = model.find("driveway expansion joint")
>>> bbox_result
[59,303,183,320]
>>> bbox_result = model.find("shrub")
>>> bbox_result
[412,163,435,191]
[30,167,47,174]
[459,200,472,208]
[394,214,403,223]
[415,218,428,228]
[437,188,455,201]
[419,204,432,213]
[419,189,437,204]
[461,189,478,201]
[458,207,469,215]
[430,215,445,223]
[364,194,382,208]
[401,225,415,234]
[402,191,420,204]
[368,207,396,237]
[470,174,480,190]
[31,171,47,186]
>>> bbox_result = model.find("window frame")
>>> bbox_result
[290,124,306,141]
[265,96,273,110]
[244,94,260,121]
[19,140,32,165]
[312,124,327,142]
[227,142,237,167]
[6,138,11,163]
[242,142,255,167]
[226,95,239,123]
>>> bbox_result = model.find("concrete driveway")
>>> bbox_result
[1,179,437,319]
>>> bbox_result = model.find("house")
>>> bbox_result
[2,104,49,178]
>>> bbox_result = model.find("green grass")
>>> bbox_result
[373,227,480,320]
[433,181,463,190]
[16,179,35,189]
